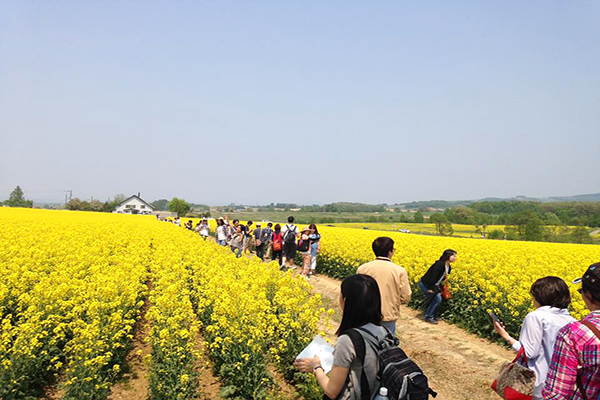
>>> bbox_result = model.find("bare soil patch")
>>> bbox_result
[108,285,153,400]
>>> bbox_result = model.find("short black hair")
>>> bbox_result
[337,274,382,336]
[530,276,571,309]
[267,222,273,227]
[372,237,394,258]
[287,216,295,223]
[247,220,253,225]
[232,219,239,224]
[274,223,281,231]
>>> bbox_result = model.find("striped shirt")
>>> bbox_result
[542,311,600,400]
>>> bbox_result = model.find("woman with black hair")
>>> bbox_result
[419,249,457,324]
[294,274,387,399]
[493,276,574,400]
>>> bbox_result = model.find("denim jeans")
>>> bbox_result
[217,239,227,246]
[381,320,396,335]
[419,280,442,320]
[230,246,242,258]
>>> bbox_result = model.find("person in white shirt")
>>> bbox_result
[493,276,575,400]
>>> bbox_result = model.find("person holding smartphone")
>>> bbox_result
[493,276,574,400]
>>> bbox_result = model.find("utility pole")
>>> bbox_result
[64,190,72,208]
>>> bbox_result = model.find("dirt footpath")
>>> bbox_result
[309,274,513,400]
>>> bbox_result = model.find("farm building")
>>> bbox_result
[114,194,155,215]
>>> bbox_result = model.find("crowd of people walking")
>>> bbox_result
[161,215,600,399]
[213,215,321,278]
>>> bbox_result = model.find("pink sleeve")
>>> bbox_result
[542,328,578,399]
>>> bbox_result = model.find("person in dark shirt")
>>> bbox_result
[419,249,457,324]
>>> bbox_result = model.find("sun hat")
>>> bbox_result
[573,262,600,292]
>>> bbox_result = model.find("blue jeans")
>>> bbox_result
[381,320,396,335]
[217,239,227,246]
[230,246,242,258]
[419,280,442,320]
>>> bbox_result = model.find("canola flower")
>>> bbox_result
[0,208,148,399]
[316,226,600,338]
[0,208,326,399]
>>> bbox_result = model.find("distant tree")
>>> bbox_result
[169,198,191,217]
[488,229,504,240]
[4,186,33,208]
[571,226,592,244]
[413,211,424,223]
[152,199,170,211]
[429,213,453,235]
[113,194,126,204]
[523,218,544,241]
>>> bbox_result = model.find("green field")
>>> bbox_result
[329,222,506,237]
[206,209,423,225]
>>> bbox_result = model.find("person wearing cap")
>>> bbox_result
[492,277,574,400]
[543,263,600,400]
[356,237,412,335]
[253,223,264,260]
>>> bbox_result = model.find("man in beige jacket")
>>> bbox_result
[357,237,412,335]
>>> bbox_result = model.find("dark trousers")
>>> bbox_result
[272,249,283,266]
[256,243,264,259]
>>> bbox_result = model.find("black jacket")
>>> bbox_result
[420,260,451,290]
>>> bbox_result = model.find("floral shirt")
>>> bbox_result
[542,311,600,399]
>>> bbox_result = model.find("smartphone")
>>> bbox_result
[489,311,500,323]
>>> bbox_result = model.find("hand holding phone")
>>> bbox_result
[489,311,500,324]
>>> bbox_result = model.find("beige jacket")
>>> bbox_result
[357,257,412,322]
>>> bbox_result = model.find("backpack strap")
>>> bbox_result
[343,329,371,400]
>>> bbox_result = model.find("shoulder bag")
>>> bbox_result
[491,347,534,400]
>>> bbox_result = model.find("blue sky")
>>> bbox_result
[1,1,599,205]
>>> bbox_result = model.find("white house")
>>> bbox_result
[114,194,155,215]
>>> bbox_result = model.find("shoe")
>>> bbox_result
[425,318,438,325]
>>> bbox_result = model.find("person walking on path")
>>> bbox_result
[493,277,575,400]
[356,237,412,335]
[281,216,299,270]
[419,249,457,324]
[262,222,274,260]
[294,274,387,400]
[254,223,264,260]
[242,220,254,255]
[308,223,321,276]
[271,224,284,267]
[299,227,312,278]
[543,263,600,400]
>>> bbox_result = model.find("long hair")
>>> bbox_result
[336,274,383,336]
[309,223,319,235]
[439,249,457,263]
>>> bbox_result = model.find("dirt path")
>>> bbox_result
[308,274,513,400]
[108,283,153,400]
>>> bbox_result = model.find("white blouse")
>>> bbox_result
[512,306,575,399]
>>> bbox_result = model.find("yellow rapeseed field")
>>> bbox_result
[0,208,325,399]
[315,226,600,337]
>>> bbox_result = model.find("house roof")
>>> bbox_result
[117,195,156,210]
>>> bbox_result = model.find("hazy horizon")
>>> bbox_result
[2,2,599,205]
